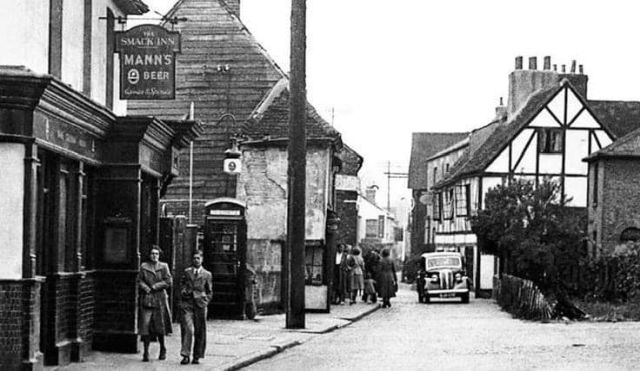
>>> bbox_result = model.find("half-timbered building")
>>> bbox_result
[412,56,640,295]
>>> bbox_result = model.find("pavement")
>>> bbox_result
[49,300,380,371]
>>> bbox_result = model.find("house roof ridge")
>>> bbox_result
[162,0,288,79]
[433,84,564,189]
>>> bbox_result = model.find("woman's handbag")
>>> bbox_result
[141,293,158,308]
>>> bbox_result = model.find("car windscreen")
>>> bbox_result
[426,256,461,269]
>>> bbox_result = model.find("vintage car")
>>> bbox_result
[416,252,470,303]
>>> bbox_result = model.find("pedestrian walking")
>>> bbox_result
[333,244,348,304]
[179,250,213,365]
[378,248,397,308]
[347,247,365,304]
[364,249,381,299]
[137,245,172,362]
[363,271,377,304]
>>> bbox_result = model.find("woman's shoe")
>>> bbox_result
[142,351,149,362]
[159,347,166,360]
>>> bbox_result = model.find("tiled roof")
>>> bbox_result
[588,100,640,138]
[408,132,469,189]
[240,77,341,142]
[114,0,149,15]
[585,125,640,160]
[337,143,364,176]
[435,84,563,189]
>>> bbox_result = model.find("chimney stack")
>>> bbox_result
[365,185,378,203]
[495,97,507,120]
[515,56,523,70]
[543,56,551,70]
[529,56,537,70]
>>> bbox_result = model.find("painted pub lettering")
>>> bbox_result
[114,24,181,100]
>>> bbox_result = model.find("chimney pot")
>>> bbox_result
[543,56,551,70]
[579,64,584,74]
[571,60,577,73]
[562,64,566,73]
[515,56,523,70]
[529,56,537,70]
[499,97,504,106]
[553,64,557,71]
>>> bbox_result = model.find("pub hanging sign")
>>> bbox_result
[114,24,181,100]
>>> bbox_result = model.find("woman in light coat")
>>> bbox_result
[137,245,172,362]
[348,247,365,304]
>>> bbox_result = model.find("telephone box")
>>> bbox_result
[203,198,247,318]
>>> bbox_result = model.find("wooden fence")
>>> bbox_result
[494,274,555,320]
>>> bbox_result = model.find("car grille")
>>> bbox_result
[439,269,454,290]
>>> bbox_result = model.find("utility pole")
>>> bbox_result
[384,161,408,211]
[285,0,306,329]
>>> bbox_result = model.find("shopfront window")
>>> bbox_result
[305,241,324,285]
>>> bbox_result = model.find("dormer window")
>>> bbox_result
[538,128,563,153]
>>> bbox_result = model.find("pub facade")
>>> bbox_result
[0,1,202,369]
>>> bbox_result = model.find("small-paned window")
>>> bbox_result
[378,215,385,238]
[433,167,438,186]
[432,193,441,221]
[455,185,471,217]
[365,219,378,238]
[305,242,324,285]
[538,128,563,153]
[443,189,454,220]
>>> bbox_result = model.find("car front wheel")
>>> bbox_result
[461,292,469,304]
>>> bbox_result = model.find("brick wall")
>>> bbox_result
[78,272,95,358]
[0,279,42,370]
[336,190,357,246]
[0,281,26,370]
[410,189,428,255]
[600,159,640,254]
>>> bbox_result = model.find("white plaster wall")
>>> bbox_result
[486,146,509,173]
[565,130,589,175]
[91,0,127,108]
[517,131,538,173]
[538,153,562,174]
[335,174,359,191]
[0,0,49,73]
[61,0,85,91]
[0,144,25,279]
[594,130,613,149]
[239,146,330,241]
[480,254,495,289]
[565,176,587,207]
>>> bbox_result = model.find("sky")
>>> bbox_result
[139,0,640,211]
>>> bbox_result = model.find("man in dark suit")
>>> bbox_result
[179,250,213,365]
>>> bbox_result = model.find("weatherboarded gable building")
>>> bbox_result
[129,0,348,315]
